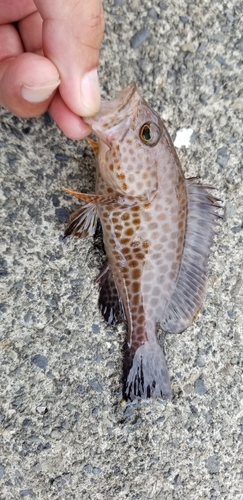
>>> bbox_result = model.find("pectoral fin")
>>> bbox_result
[64,203,98,238]
[63,187,117,205]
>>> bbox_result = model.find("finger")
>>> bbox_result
[34,0,104,117]
[18,10,43,54]
[0,0,36,24]
[0,23,24,60]
[0,52,60,117]
[49,91,92,140]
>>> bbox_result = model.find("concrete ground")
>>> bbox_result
[0,1,242,499]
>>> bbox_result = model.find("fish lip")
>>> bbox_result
[113,82,137,115]
[85,82,136,123]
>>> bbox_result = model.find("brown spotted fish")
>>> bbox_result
[64,83,220,401]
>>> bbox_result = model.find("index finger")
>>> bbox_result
[0,0,37,24]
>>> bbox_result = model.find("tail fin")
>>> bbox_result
[123,341,171,401]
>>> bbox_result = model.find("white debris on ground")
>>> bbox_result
[174,127,194,148]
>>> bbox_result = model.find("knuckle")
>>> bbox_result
[86,10,105,34]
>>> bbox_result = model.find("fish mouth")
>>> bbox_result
[84,82,138,145]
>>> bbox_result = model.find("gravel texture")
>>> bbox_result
[0,1,243,499]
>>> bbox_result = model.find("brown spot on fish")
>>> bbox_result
[125,253,133,262]
[142,241,149,249]
[122,183,127,191]
[132,282,140,294]
[132,294,140,306]
[132,268,141,280]
[137,315,145,325]
[117,173,125,180]
[136,326,144,336]
[121,212,129,220]
[109,164,114,171]
[137,253,145,262]
[125,227,134,236]
[130,260,139,268]
[122,247,130,255]
[120,237,130,245]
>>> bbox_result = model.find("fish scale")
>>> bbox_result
[64,83,221,401]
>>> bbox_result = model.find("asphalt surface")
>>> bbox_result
[0,1,243,499]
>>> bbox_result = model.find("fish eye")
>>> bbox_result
[139,122,161,147]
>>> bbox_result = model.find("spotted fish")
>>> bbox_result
[64,83,221,401]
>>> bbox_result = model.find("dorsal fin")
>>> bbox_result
[95,261,126,325]
[161,178,222,334]
[87,137,99,155]
[64,203,98,238]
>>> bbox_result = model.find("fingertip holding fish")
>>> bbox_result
[64,82,222,402]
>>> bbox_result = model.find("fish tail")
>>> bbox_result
[123,341,171,401]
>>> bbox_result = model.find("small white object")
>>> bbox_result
[174,128,194,149]
[36,406,48,414]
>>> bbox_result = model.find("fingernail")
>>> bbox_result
[21,80,60,103]
[80,69,100,117]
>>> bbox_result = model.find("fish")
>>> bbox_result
[64,82,221,401]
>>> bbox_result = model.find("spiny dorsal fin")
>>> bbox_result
[161,178,222,334]
[95,261,126,325]
[87,137,99,155]
[64,203,98,238]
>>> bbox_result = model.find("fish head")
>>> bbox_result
[85,83,166,199]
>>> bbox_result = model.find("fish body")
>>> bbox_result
[64,83,220,401]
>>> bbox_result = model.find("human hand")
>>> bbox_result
[0,0,104,139]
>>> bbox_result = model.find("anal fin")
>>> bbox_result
[95,261,126,325]
[161,178,223,334]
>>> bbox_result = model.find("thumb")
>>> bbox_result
[34,0,104,117]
